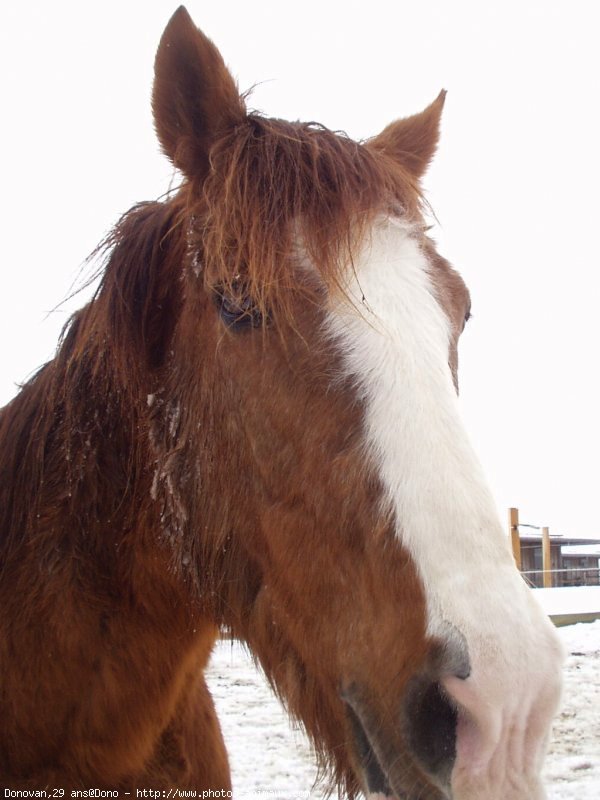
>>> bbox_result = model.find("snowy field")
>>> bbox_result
[207,620,600,799]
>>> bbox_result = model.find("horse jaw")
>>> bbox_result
[323,216,564,799]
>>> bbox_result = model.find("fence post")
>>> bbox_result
[541,526,552,588]
[509,507,522,571]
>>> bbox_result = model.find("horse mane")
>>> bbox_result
[0,200,185,569]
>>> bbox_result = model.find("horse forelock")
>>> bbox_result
[62,114,423,366]
[194,115,424,323]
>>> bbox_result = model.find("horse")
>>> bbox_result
[0,7,563,799]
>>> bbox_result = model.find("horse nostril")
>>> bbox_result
[403,677,457,788]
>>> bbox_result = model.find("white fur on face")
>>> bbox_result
[324,218,563,799]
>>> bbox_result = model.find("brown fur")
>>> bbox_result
[0,7,467,798]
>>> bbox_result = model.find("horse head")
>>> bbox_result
[0,8,563,798]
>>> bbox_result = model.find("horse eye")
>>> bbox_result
[463,305,472,329]
[215,289,263,330]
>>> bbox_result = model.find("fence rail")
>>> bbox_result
[521,566,600,588]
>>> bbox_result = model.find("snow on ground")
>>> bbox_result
[545,621,600,800]
[207,641,318,800]
[206,621,600,799]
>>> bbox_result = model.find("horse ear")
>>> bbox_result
[368,90,446,180]
[152,6,246,178]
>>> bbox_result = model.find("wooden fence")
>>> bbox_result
[508,507,600,588]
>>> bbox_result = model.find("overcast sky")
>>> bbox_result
[1,1,599,539]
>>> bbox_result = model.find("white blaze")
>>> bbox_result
[324,217,563,800]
